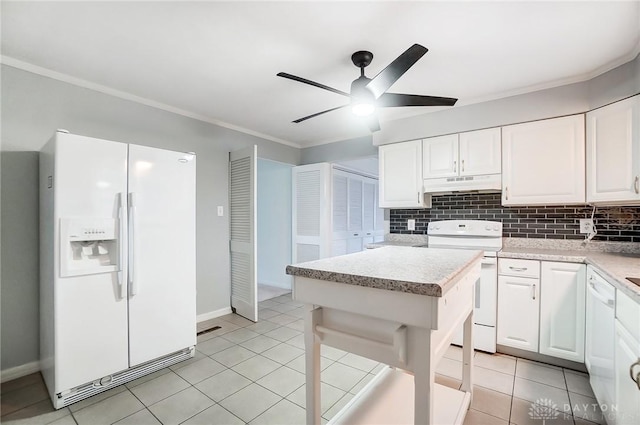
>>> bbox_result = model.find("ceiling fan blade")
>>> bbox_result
[366,44,428,99]
[364,115,380,132]
[277,72,350,98]
[377,93,458,107]
[292,104,350,123]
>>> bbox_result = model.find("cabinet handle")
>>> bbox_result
[630,359,640,390]
[353,233,358,237]
[532,284,536,300]
[462,159,465,172]
[635,176,639,194]
[417,192,421,205]
[509,266,528,272]
[505,186,509,201]
[453,160,457,173]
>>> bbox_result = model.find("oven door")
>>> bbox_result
[475,257,498,327]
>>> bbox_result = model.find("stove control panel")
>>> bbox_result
[427,220,502,237]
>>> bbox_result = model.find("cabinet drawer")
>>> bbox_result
[617,289,640,342]
[499,258,540,278]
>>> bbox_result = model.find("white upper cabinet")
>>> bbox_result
[379,140,427,208]
[586,95,640,204]
[423,128,501,180]
[422,134,459,178]
[502,114,586,205]
[459,128,501,176]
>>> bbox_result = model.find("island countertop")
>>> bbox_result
[285,246,482,297]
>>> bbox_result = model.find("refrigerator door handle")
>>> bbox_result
[117,193,126,299]
[128,192,138,296]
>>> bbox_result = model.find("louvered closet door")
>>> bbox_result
[230,146,257,322]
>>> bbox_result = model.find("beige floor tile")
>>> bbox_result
[244,321,280,335]
[125,368,171,389]
[283,333,305,349]
[219,383,282,423]
[337,353,380,373]
[68,385,127,413]
[564,370,595,398]
[168,350,207,371]
[0,380,49,417]
[286,382,346,415]
[321,362,368,392]
[435,373,462,390]
[257,366,306,397]
[211,345,257,367]
[148,387,214,424]
[258,308,280,320]
[568,391,606,424]
[220,313,255,327]
[262,343,304,365]
[513,377,571,413]
[475,351,516,375]
[232,355,281,381]
[470,386,512,420]
[195,368,251,402]
[323,392,354,421]
[173,357,226,385]
[113,408,161,425]
[264,327,301,342]
[266,314,298,326]
[73,391,144,425]
[182,404,244,425]
[510,397,574,425]
[240,335,282,353]
[516,359,567,389]
[284,319,305,332]
[129,371,190,406]
[1,373,44,395]
[475,365,515,395]
[436,357,463,380]
[195,336,235,355]
[222,328,261,344]
[348,373,377,395]
[250,398,306,425]
[0,398,70,424]
[48,415,77,425]
[320,345,348,361]
[463,409,509,425]
[269,303,299,314]
[285,354,334,374]
[444,345,464,361]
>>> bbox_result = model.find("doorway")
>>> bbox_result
[257,159,293,302]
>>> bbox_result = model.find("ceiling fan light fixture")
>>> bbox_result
[351,101,375,117]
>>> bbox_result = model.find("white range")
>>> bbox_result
[427,219,502,353]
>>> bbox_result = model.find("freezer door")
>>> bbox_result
[127,145,196,366]
[53,133,129,391]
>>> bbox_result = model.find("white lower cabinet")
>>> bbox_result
[497,259,586,362]
[613,289,640,425]
[497,260,540,352]
[540,262,586,362]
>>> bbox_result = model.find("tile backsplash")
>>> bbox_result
[389,193,640,242]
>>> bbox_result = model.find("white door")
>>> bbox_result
[230,146,258,322]
[539,262,586,362]
[459,128,501,176]
[423,134,459,179]
[362,179,376,240]
[502,115,585,205]
[332,172,349,240]
[379,140,425,208]
[587,95,640,203]
[127,145,196,366]
[497,275,539,352]
[54,133,130,390]
[614,321,640,425]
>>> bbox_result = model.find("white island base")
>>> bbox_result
[290,251,481,425]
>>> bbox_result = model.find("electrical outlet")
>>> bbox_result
[217,206,224,217]
[407,219,416,231]
[579,219,594,233]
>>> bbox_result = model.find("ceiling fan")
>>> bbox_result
[277,44,458,132]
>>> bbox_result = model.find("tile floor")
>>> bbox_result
[1,293,606,425]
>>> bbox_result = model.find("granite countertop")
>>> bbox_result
[499,247,640,302]
[285,246,482,297]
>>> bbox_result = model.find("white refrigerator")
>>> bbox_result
[39,131,196,408]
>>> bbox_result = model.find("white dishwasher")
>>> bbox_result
[585,266,616,413]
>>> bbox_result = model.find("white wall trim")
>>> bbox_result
[197,307,233,323]
[0,55,301,150]
[1,361,40,383]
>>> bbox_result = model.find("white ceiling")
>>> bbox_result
[2,1,639,148]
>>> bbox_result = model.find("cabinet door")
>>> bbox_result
[502,115,585,205]
[348,177,363,233]
[587,95,640,204]
[459,128,501,176]
[614,321,640,425]
[497,275,539,352]
[540,262,586,362]
[423,134,459,178]
[379,140,424,208]
[346,237,363,254]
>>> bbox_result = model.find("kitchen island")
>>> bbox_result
[286,246,482,425]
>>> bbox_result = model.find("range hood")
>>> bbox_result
[423,173,501,194]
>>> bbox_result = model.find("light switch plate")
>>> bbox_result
[217,206,224,217]
[407,219,416,231]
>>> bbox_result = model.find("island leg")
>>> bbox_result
[461,303,474,401]
[413,328,435,424]
[304,306,321,425]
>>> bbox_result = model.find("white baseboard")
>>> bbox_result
[197,307,232,323]
[1,361,40,383]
